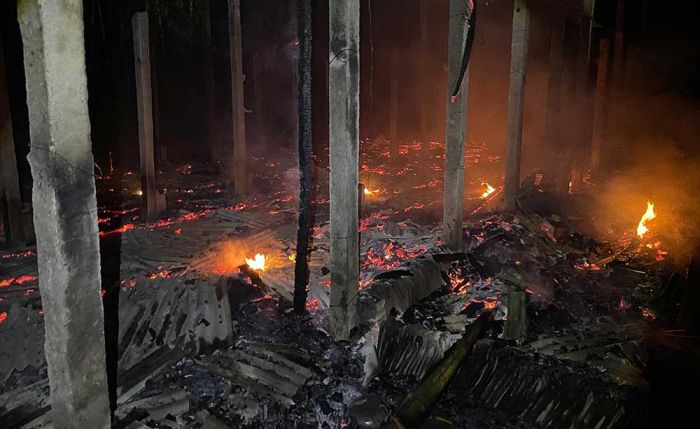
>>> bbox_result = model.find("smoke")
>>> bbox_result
[592,91,700,258]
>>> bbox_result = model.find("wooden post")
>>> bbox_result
[544,20,564,167]
[0,33,22,245]
[443,0,470,252]
[202,0,218,162]
[329,0,360,340]
[294,0,313,314]
[503,0,530,211]
[419,0,430,140]
[227,0,247,195]
[612,0,625,93]
[18,1,111,426]
[590,38,609,171]
[389,48,399,142]
[132,12,159,222]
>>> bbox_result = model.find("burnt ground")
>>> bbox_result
[2,140,700,428]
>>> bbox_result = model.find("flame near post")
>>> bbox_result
[481,183,496,199]
[637,202,657,238]
[245,253,267,271]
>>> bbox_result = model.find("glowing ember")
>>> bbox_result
[480,183,496,199]
[245,253,267,271]
[0,311,7,324]
[0,275,39,288]
[636,202,657,238]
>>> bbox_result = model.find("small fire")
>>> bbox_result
[481,183,496,199]
[245,253,267,271]
[363,188,374,196]
[636,202,657,238]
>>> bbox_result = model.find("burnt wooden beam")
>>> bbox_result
[294,0,314,313]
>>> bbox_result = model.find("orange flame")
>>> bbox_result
[636,202,656,238]
[481,183,496,199]
[245,253,267,271]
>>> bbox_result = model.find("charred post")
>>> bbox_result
[294,0,313,314]
[503,0,530,211]
[329,0,360,339]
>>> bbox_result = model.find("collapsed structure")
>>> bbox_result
[1,0,699,428]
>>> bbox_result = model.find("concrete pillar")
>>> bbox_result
[132,12,159,222]
[590,38,609,171]
[389,48,399,142]
[0,33,22,245]
[503,0,530,211]
[443,0,470,252]
[227,0,247,195]
[17,1,111,427]
[505,287,527,343]
[329,0,360,340]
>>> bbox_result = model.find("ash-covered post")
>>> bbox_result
[132,12,159,222]
[329,0,360,339]
[0,35,22,245]
[443,0,472,251]
[503,0,530,211]
[227,0,247,195]
[18,0,111,427]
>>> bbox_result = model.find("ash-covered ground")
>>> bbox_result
[2,140,697,428]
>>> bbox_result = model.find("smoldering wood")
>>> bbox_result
[294,0,313,313]
[18,1,111,427]
[0,41,22,246]
[227,0,247,195]
[132,12,160,222]
[442,0,471,252]
[503,0,531,211]
[328,0,361,339]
